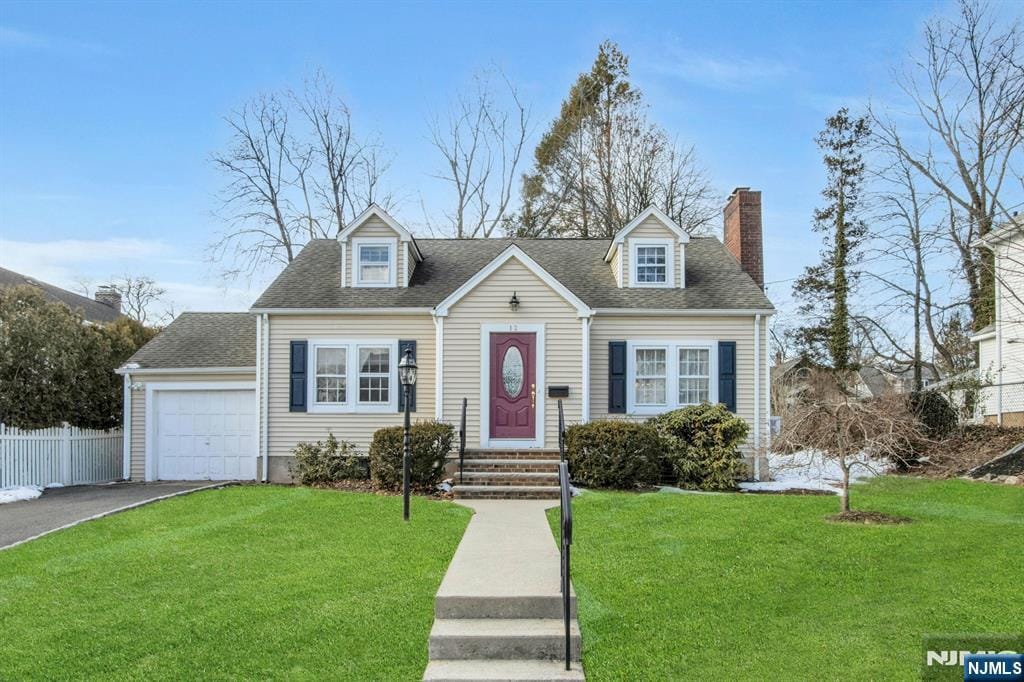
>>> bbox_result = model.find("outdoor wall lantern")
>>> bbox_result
[509,291,520,312]
[398,347,418,521]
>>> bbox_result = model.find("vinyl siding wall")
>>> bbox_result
[589,314,770,462]
[265,314,436,474]
[979,239,1024,421]
[619,217,683,288]
[344,217,408,287]
[126,372,256,481]
[442,257,584,449]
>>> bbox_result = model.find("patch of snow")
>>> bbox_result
[45,482,64,489]
[0,486,43,504]
[740,450,890,494]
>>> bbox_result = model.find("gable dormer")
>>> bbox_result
[604,206,689,289]
[338,205,422,288]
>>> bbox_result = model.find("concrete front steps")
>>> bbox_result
[454,451,562,500]
[424,500,584,681]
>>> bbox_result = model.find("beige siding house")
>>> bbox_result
[118,189,774,489]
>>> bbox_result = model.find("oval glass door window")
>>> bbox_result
[502,346,524,397]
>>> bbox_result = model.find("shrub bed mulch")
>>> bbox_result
[911,425,1024,478]
[826,510,913,525]
[307,479,455,500]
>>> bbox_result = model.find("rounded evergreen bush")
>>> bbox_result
[649,403,750,490]
[290,433,367,485]
[564,420,663,489]
[369,421,453,491]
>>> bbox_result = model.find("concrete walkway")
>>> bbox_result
[0,481,226,550]
[424,500,584,681]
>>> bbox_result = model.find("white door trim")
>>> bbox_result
[144,381,257,482]
[479,323,546,448]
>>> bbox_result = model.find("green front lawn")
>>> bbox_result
[554,478,1023,681]
[0,486,471,680]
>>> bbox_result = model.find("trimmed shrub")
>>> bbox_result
[290,433,367,485]
[369,421,453,491]
[564,420,663,489]
[649,403,749,490]
[909,390,958,439]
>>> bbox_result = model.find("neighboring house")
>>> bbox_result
[0,266,123,323]
[972,216,1024,426]
[117,187,775,487]
[772,356,940,407]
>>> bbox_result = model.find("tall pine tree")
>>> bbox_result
[791,108,871,370]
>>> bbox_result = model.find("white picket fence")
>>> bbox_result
[0,423,123,489]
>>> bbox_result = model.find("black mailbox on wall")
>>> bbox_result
[548,385,570,398]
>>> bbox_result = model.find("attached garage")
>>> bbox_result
[117,313,260,482]
[148,385,256,481]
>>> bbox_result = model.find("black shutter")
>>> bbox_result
[398,340,416,412]
[608,341,627,413]
[289,340,308,412]
[718,341,737,413]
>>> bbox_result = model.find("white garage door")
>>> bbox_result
[154,389,257,481]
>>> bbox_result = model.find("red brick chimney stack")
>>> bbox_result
[723,187,764,290]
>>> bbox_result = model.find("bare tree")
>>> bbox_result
[870,0,1024,330]
[112,275,167,325]
[210,73,392,278]
[776,369,927,513]
[427,71,531,238]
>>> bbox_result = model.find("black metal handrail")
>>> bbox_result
[458,397,467,484]
[557,399,566,463]
[558,459,573,671]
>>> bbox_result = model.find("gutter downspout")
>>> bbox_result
[262,313,271,482]
[434,315,444,420]
[995,249,1003,426]
[122,374,132,480]
[753,314,761,481]
[581,317,591,423]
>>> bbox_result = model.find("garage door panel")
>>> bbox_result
[155,389,256,481]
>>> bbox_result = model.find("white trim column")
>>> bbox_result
[753,314,761,480]
[434,316,444,420]
[262,313,271,482]
[122,374,132,480]
[581,317,591,423]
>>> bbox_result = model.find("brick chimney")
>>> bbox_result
[95,285,122,312]
[723,187,764,290]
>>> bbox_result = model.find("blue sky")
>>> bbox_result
[0,0,974,318]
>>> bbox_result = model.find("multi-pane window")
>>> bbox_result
[315,347,346,404]
[634,348,667,405]
[358,245,391,284]
[678,347,711,405]
[358,347,390,404]
[635,246,667,284]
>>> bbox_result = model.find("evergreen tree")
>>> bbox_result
[791,108,871,370]
[517,41,715,238]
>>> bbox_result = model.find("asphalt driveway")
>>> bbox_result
[0,481,228,549]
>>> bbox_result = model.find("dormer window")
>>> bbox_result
[629,238,675,288]
[353,238,397,287]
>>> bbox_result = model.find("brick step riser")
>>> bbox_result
[460,463,561,473]
[454,489,560,500]
[462,451,562,461]
[459,477,558,487]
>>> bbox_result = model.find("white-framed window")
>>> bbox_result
[352,237,397,287]
[314,346,347,404]
[626,340,718,414]
[634,347,667,406]
[357,345,390,404]
[677,347,711,405]
[628,238,675,288]
[308,339,399,412]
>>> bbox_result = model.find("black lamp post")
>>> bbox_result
[398,347,418,521]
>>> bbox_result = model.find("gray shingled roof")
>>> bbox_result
[124,312,256,369]
[252,237,774,311]
[0,266,122,323]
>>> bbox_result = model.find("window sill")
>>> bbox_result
[307,403,396,414]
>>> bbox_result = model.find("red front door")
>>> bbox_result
[490,332,536,439]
